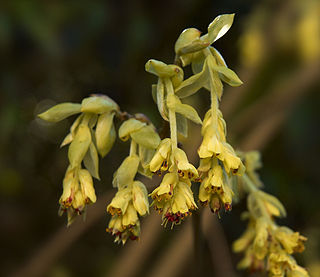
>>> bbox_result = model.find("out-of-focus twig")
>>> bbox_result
[147,220,194,277]
[106,210,161,277]
[201,209,237,277]
[230,60,320,137]
[11,193,112,277]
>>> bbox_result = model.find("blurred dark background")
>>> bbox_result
[1,0,320,276]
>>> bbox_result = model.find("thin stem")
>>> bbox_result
[203,49,219,133]
[242,174,273,221]
[164,78,177,150]
[241,173,258,193]
[210,88,219,132]
[129,140,137,156]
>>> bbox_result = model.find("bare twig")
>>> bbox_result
[230,61,320,137]
[11,193,112,277]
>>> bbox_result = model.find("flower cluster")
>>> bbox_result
[233,153,309,277]
[106,118,160,243]
[37,16,309,277]
[145,60,201,226]
[39,95,119,225]
[171,14,245,215]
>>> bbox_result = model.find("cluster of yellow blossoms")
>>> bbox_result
[106,117,160,243]
[38,14,309,275]
[172,14,244,216]
[233,152,309,276]
[39,95,118,225]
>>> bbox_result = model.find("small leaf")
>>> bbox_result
[175,28,201,55]
[257,191,287,218]
[131,125,161,149]
[176,113,188,137]
[178,39,210,55]
[207,14,235,44]
[118,118,145,141]
[210,47,227,67]
[68,124,91,168]
[84,143,100,179]
[167,94,202,125]
[71,114,84,137]
[145,59,182,78]
[113,156,140,189]
[139,145,156,168]
[81,96,118,114]
[95,112,115,157]
[247,192,263,219]
[191,51,206,74]
[212,65,243,87]
[38,103,81,122]
[157,79,169,121]
[175,59,210,98]
[60,133,73,148]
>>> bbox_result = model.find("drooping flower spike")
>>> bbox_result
[232,153,308,276]
[39,95,119,225]
[106,117,160,244]
[37,16,309,277]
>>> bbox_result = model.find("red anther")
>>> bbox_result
[130,235,138,241]
[224,203,232,211]
[233,168,238,174]
[178,169,182,173]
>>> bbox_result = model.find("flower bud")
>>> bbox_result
[79,169,96,203]
[95,112,116,157]
[81,96,118,114]
[132,181,149,216]
[38,103,81,122]
[68,124,92,168]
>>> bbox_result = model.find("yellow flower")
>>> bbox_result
[232,222,255,253]
[274,227,307,254]
[132,181,149,216]
[220,143,245,175]
[150,172,178,202]
[172,148,198,180]
[107,212,141,244]
[59,166,97,224]
[149,138,172,173]
[162,180,197,227]
[107,186,132,216]
[253,218,269,260]
[79,169,97,203]
[151,175,197,227]
[237,246,265,271]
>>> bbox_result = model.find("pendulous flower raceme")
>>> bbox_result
[39,95,119,225]
[37,13,309,276]
[233,152,309,276]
